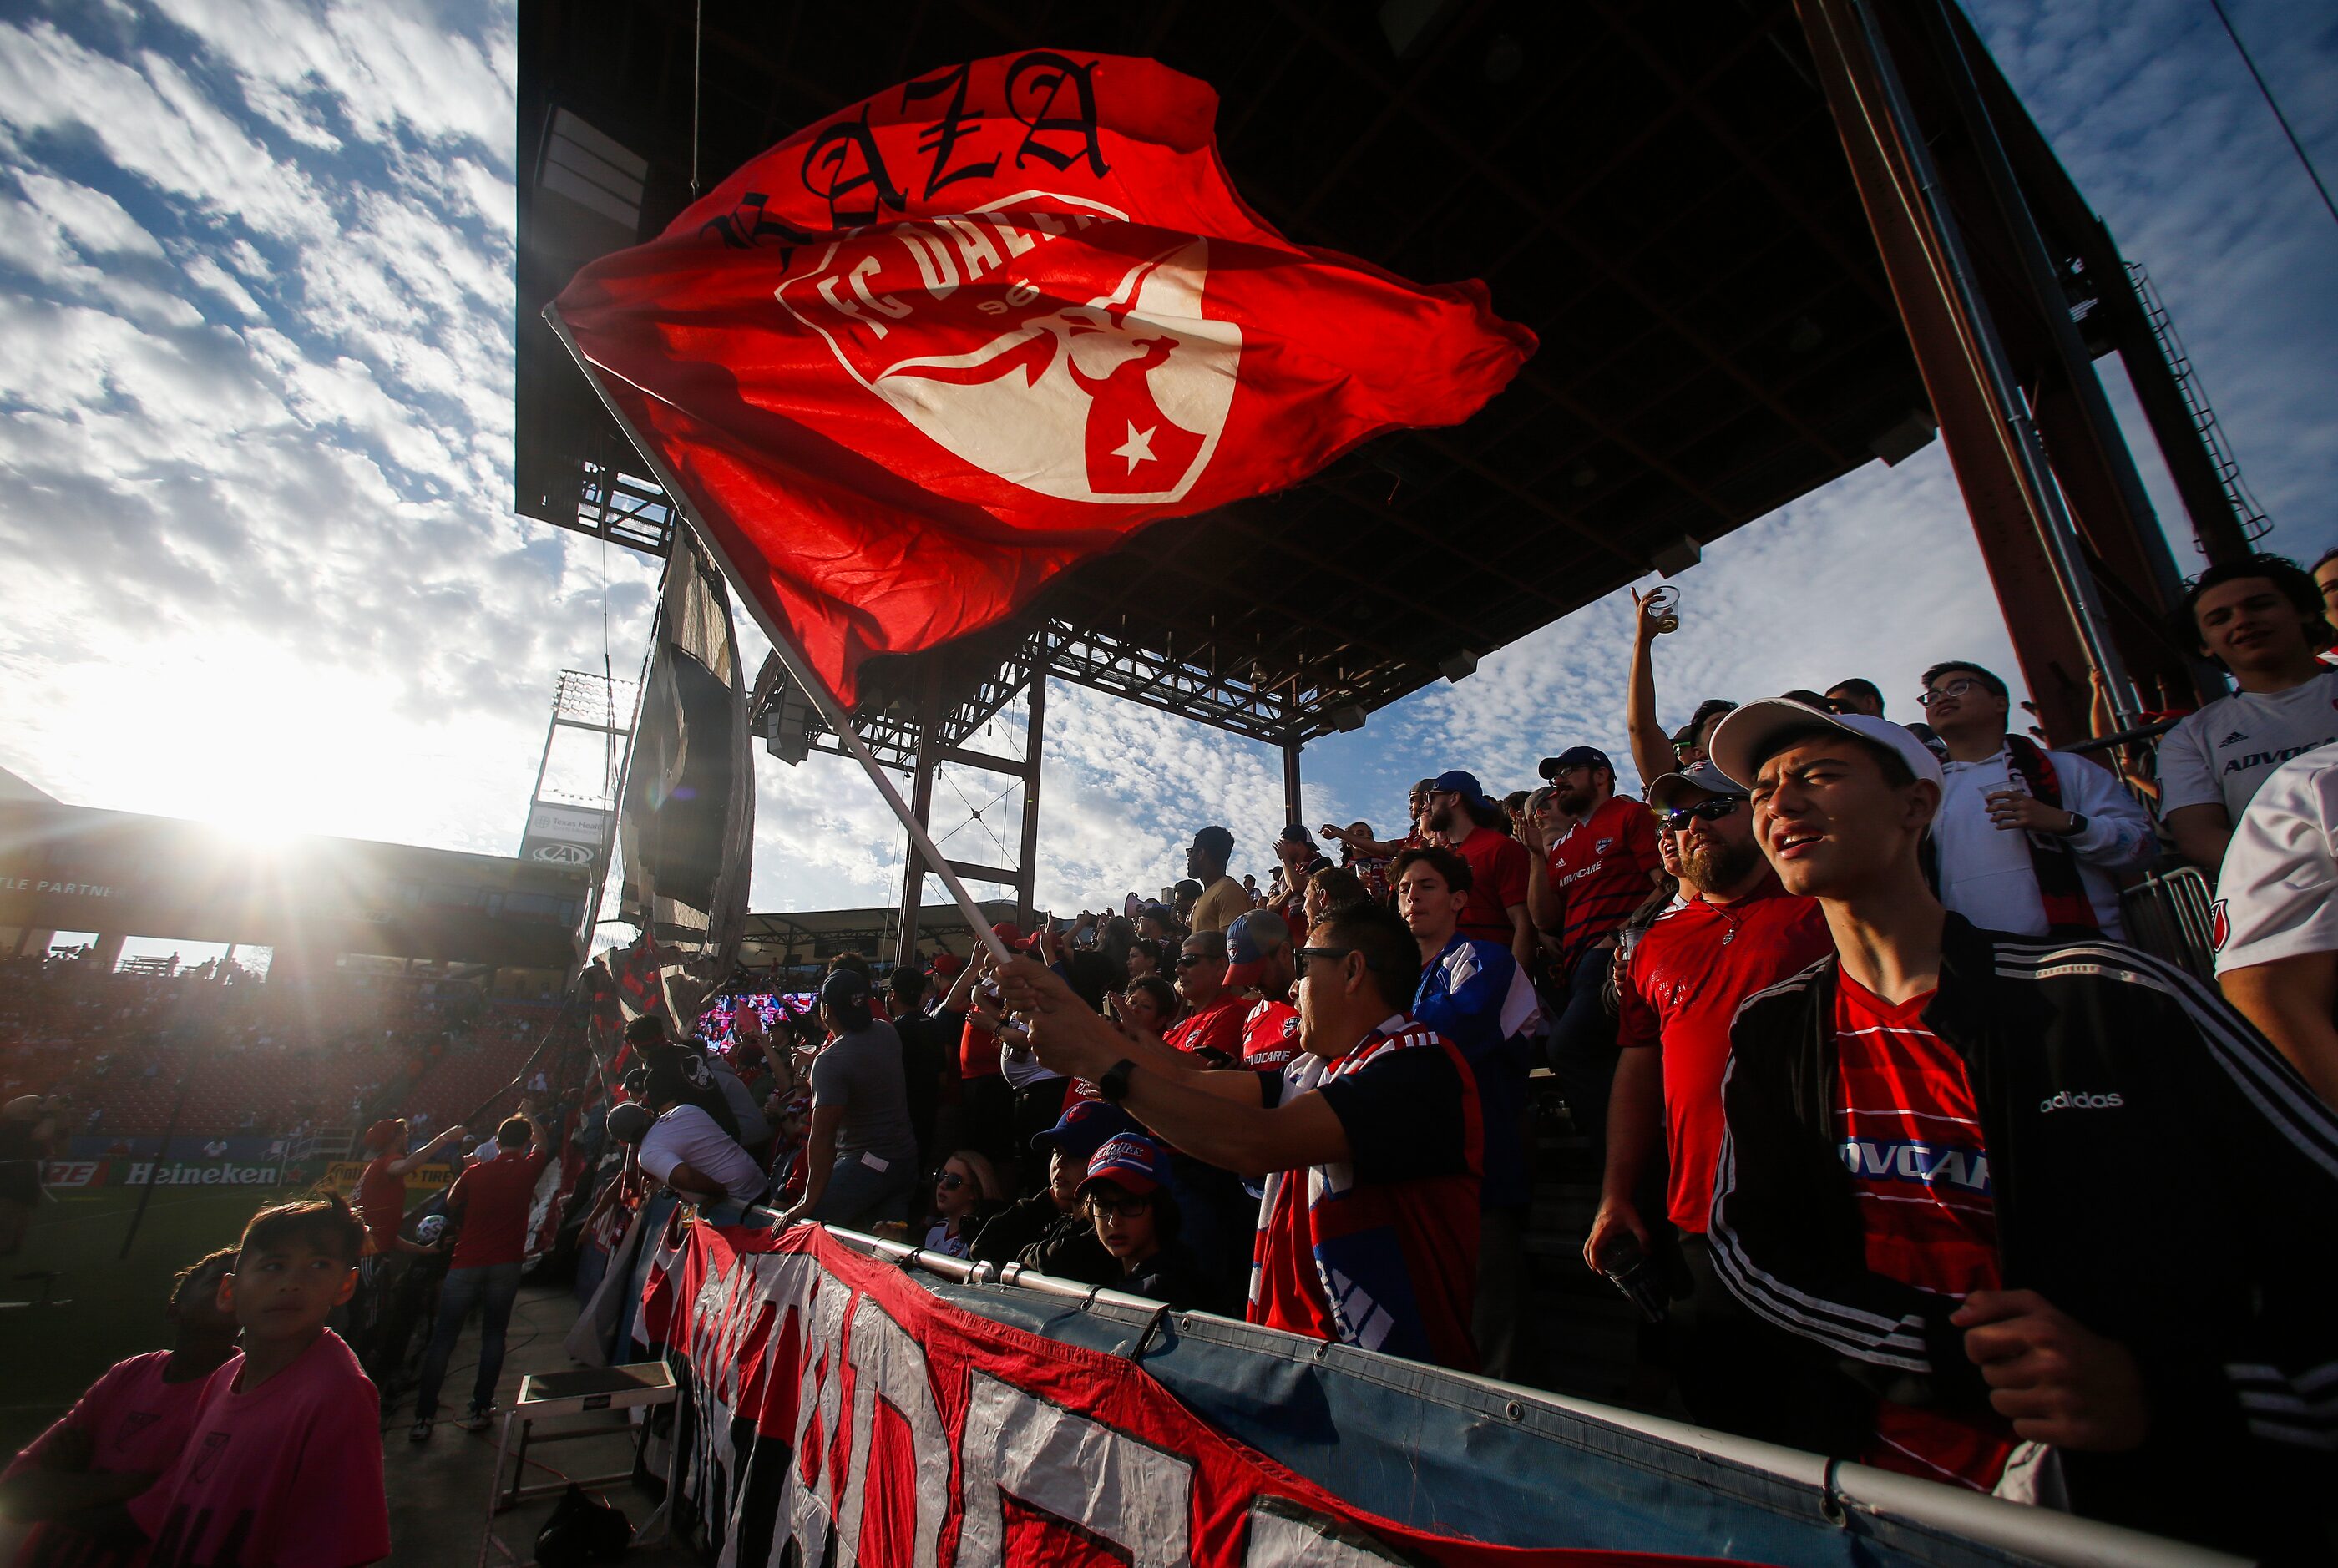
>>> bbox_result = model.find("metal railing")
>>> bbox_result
[802,1225,2237,1568]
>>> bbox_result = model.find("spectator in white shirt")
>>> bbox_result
[635,1067,767,1211]
[1916,660,2155,938]
[2157,554,2338,874]
[2214,741,2338,1108]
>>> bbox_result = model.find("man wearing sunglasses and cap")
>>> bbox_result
[1700,697,2338,1558]
[1591,759,1832,1439]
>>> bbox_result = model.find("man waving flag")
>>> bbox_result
[550,50,1534,706]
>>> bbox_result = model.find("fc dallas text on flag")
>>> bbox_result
[640,1219,1746,1568]
[553,51,1535,703]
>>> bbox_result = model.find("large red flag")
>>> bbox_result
[554,51,1535,704]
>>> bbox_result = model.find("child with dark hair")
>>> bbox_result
[0,1247,239,1565]
[129,1196,390,1568]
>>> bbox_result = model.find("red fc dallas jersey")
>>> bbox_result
[1240,996,1299,1071]
[1832,974,2012,1494]
[1164,993,1246,1064]
[1614,878,1832,1231]
[1545,796,1661,972]
[4,1350,213,1568]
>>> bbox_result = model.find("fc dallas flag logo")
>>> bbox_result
[554,52,1534,703]
[783,220,1237,504]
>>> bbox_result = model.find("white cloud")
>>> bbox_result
[0,0,2330,959]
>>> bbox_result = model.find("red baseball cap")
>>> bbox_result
[1079,1133,1167,1197]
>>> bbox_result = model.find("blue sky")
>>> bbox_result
[0,0,2332,940]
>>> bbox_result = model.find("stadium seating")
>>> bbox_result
[0,958,588,1139]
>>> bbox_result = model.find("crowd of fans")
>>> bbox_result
[559,547,2338,1560]
[4,547,2334,1564]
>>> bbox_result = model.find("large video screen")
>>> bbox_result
[696,991,817,1052]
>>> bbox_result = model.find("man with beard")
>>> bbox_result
[1421,770,1531,973]
[1526,746,1662,1151]
[1586,761,1832,1438]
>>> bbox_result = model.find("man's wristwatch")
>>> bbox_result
[1096,1058,1139,1105]
[2054,812,2088,837]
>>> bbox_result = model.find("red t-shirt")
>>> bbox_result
[1615,878,1832,1230]
[1833,974,2012,1493]
[445,1147,551,1270]
[129,1332,390,1568]
[1544,796,1661,972]
[5,1350,213,1568]
[353,1156,408,1252]
[1445,826,1529,948]
[1239,997,1300,1072]
[1163,993,1245,1064]
[959,1013,1000,1080]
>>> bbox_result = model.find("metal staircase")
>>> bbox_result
[2125,260,2274,546]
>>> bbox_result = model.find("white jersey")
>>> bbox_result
[2156,667,2338,824]
[2213,743,2338,975]
[1933,745,2155,937]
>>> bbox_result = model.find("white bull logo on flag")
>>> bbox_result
[778,215,1242,505]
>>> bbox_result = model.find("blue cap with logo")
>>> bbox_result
[1430,768,1495,810]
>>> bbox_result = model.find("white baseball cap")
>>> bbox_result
[1708,700,1946,793]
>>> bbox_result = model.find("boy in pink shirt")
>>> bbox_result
[129,1196,391,1568]
[0,1247,239,1565]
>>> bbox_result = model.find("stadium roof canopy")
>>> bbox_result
[517,0,2251,797]
[0,800,590,974]
[516,1,1980,766]
[738,900,1021,971]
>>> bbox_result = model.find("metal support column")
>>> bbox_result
[1796,0,2138,742]
[1282,739,1303,833]
[894,669,942,969]
[1912,0,2223,705]
[1014,667,1048,932]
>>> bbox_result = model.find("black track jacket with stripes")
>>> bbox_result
[1710,913,2335,1555]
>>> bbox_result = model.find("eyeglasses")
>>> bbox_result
[1173,953,1213,969]
[1917,677,1986,707]
[1087,1192,1153,1219]
[1295,944,1393,975]
[934,1171,965,1192]
[1657,797,1745,832]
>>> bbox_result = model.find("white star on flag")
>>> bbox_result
[1111,422,1157,473]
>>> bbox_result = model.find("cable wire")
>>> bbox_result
[690,0,705,200]
[2209,0,2338,230]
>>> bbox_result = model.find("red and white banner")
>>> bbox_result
[640,1222,1739,1567]
[554,51,1535,704]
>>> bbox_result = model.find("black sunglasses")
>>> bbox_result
[1295,944,1392,975]
[934,1171,965,1191]
[1173,953,1217,969]
[1657,797,1746,832]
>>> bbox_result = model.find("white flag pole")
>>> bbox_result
[543,303,1019,970]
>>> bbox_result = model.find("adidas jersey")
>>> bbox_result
[2156,667,2338,824]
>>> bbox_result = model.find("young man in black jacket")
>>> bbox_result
[1706,698,2336,1560]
